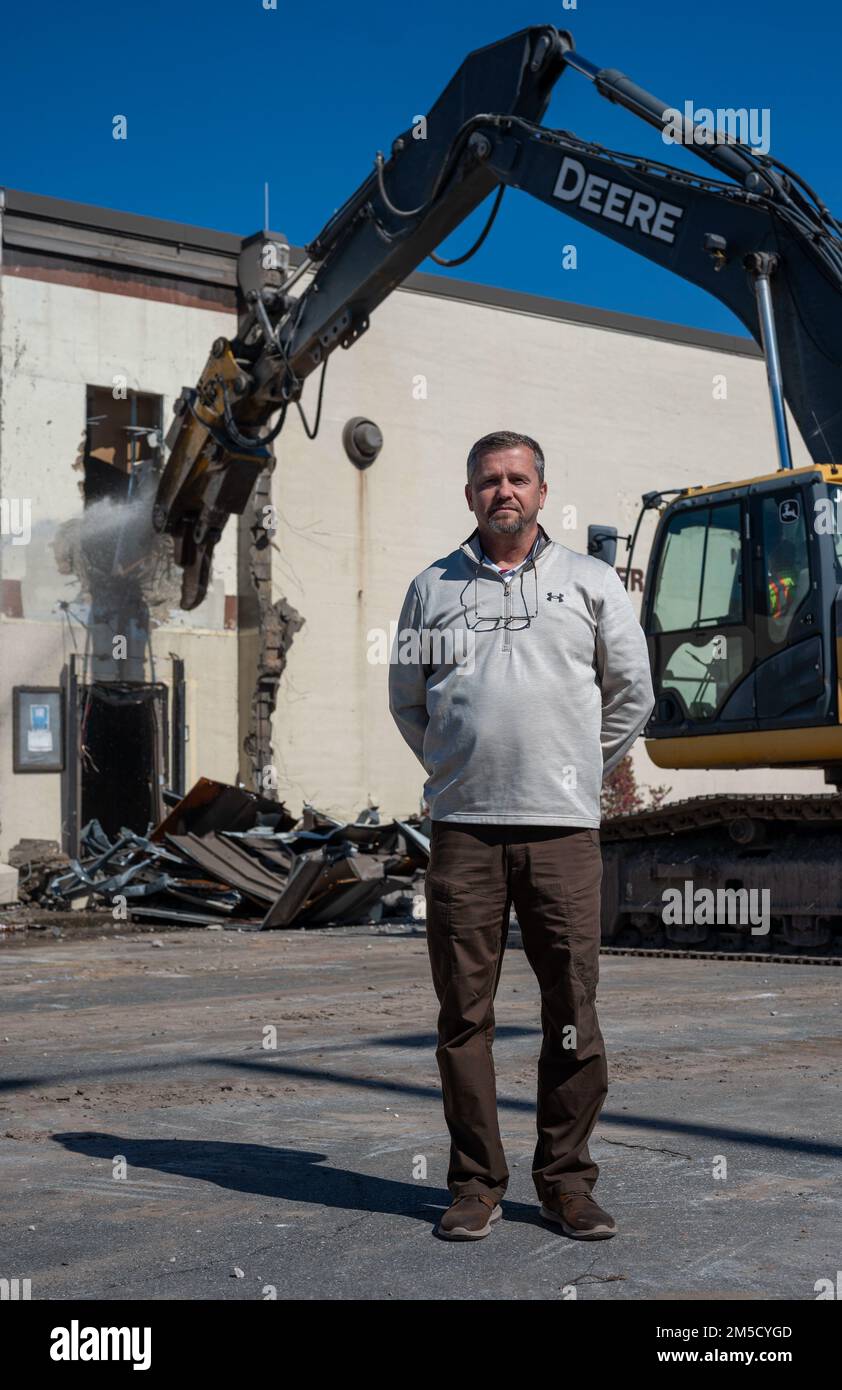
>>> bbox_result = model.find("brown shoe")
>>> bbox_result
[436,1193,502,1240]
[539,1192,617,1239]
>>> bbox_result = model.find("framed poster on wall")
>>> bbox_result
[13,687,65,773]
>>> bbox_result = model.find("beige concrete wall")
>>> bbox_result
[271,280,824,821]
[0,621,66,854]
[0,273,241,856]
[0,273,239,624]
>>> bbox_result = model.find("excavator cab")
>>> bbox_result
[640,465,842,773]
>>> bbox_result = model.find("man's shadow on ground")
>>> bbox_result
[52,1132,540,1226]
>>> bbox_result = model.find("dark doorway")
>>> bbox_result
[79,683,168,838]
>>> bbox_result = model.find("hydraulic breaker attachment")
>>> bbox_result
[153,339,273,609]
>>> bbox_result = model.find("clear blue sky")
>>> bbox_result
[2,0,837,334]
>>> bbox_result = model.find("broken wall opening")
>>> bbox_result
[85,386,162,495]
[79,683,167,839]
[57,388,178,847]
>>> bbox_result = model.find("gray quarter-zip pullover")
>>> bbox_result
[388,524,655,826]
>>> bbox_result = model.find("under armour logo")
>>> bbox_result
[546,592,564,602]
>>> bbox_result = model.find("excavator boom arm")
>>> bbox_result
[154,26,842,609]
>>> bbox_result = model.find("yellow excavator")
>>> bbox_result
[152,25,842,952]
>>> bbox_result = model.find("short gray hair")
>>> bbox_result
[466,431,545,484]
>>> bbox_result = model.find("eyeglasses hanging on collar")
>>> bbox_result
[459,556,540,631]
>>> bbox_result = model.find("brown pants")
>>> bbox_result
[424,821,607,1204]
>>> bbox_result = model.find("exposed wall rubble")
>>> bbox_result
[242,469,304,791]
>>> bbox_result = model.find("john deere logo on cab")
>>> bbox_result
[553,156,685,246]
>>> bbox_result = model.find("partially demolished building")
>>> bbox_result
[0,186,827,876]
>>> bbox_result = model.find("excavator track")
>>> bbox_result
[599,792,842,957]
[601,947,840,966]
[601,792,842,840]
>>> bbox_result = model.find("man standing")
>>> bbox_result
[388,431,654,1242]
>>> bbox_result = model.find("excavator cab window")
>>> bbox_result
[648,501,749,722]
[760,494,810,645]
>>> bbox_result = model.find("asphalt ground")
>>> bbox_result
[0,923,839,1301]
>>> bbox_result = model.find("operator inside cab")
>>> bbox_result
[768,538,797,619]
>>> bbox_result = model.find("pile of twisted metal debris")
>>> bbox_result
[15,779,429,929]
